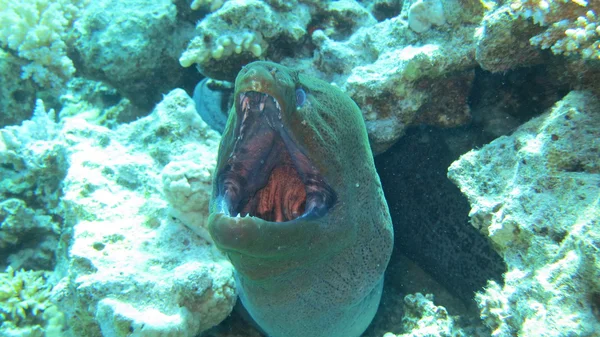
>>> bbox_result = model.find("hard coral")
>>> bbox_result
[0,100,65,270]
[0,267,64,335]
[191,0,228,12]
[513,0,600,59]
[179,0,311,79]
[449,91,600,336]
[0,0,88,88]
[407,0,446,33]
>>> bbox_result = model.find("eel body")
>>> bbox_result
[207,61,393,337]
[192,78,232,133]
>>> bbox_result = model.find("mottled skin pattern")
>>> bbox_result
[208,61,394,337]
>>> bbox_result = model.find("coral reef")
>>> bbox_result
[1,0,599,336]
[449,91,600,336]
[0,100,66,271]
[304,1,483,152]
[0,78,235,336]
[178,0,489,152]
[0,0,87,88]
[51,89,235,337]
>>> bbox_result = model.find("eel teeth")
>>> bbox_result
[273,97,281,111]
[259,94,267,112]
[240,94,249,112]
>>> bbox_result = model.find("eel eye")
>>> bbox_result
[296,88,306,108]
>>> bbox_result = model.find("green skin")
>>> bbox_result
[208,61,394,337]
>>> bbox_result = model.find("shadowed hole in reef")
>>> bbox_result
[374,126,506,315]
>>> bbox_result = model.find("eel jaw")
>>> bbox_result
[215,90,336,223]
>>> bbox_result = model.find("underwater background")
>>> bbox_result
[1,0,599,336]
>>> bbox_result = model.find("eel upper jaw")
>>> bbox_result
[215,90,336,224]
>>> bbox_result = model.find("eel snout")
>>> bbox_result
[215,90,336,223]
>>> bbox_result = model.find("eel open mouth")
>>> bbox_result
[215,91,336,223]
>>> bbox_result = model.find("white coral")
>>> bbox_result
[0,0,88,88]
[408,0,446,33]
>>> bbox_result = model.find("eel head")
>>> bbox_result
[208,61,366,279]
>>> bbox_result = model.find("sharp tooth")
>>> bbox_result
[274,98,281,111]
[218,198,228,215]
[259,95,266,111]
[241,94,249,111]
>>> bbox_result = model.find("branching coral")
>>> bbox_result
[0,267,65,335]
[0,0,88,88]
[179,0,311,79]
[180,31,267,68]
[512,0,600,59]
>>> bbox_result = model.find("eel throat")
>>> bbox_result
[215,91,336,223]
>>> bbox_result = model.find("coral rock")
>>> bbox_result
[449,91,600,336]
[52,89,235,337]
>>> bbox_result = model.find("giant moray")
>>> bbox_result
[207,61,394,337]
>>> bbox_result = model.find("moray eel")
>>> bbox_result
[193,78,232,133]
[207,61,394,337]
